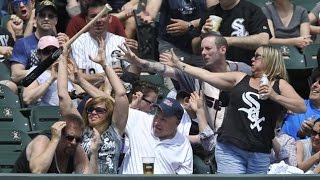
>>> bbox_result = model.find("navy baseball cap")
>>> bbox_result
[153,97,184,120]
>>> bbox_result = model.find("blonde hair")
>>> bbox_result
[261,45,288,81]
[82,96,114,127]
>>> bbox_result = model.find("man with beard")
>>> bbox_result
[12,113,101,173]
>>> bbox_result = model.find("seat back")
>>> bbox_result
[303,44,320,69]
[0,61,11,80]
[0,84,21,108]
[0,129,31,173]
[292,0,318,11]
[246,0,272,7]
[140,74,170,101]
[29,106,61,132]
[271,44,306,70]
[0,106,31,132]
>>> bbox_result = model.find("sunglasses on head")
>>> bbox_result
[86,107,107,114]
[38,12,57,19]
[12,0,30,8]
[64,134,83,143]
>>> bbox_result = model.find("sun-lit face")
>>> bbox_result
[87,5,109,38]
[138,91,158,113]
[152,109,179,140]
[251,47,266,76]
[311,121,320,151]
[201,36,224,67]
[36,8,58,32]
[11,0,33,21]
[309,77,320,105]
[86,102,108,128]
[59,122,83,155]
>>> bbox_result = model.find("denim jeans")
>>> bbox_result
[215,142,270,174]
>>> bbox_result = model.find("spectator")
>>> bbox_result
[138,0,208,67]
[65,0,127,38]
[128,80,159,113]
[282,68,320,140]
[194,0,271,65]
[309,2,320,42]
[296,118,320,173]
[0,27,17,93]
[12,114,101,173]
[22,36,76,106]
[58,38,129,174]
[163,45,306,173]
[5,0,35,40]
[9,0,69,84]
[120,97,193,174]
[261,0,312,49]
[70,0,130,84]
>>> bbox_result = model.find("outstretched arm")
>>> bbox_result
[117,43,177,79]
[161,49,245,91]
[57,48,81,116]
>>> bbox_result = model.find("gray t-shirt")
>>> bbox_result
[262,3,309,38]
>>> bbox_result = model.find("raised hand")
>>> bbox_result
[90,128,101,153]
[129,91,143,109]
[159,48,180,68]
[89,37,106,66]
[50,121,67,141]
[117,42,139,65]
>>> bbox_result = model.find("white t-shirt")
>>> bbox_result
[70,32,129,74]
[120,108,193,174]
[27,67,76,106]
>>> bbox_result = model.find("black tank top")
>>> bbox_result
[217,75,284,153]
[12,134,75,173]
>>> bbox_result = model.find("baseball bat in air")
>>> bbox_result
[21,3,112,87]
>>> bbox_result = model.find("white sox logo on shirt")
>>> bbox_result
[238,92,265,132]
[231,18,249,37]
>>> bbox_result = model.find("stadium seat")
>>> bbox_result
[292,0,318,11]
[303,43,320,69]
[0,61,11,81]
[29,106,61,132]
[0,84,21,108]
[140,74,170,101]
[246,0,271,7]
[271,44,306,70]
[0,129,31,173]
[0,106,31,132]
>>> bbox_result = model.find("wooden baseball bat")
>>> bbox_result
[21,4,112,87]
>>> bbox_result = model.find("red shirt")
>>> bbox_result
[65,13,127,38]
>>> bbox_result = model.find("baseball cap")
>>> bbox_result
[153,97,184,120]
[35,0,57,14]
[38,36,59,50]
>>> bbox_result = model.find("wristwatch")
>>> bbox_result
[188,22,194,31]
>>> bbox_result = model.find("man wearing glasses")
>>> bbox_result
[9,0,69,85]
[12,114,101,173]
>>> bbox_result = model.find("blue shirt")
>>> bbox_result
[281,99,320,140]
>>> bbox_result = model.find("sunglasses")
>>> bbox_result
[312,80,320,85]
[253,53,263,60]
[64,134,83,143]
[12,0,30,8]
[86,107,107,114]
[142,97,154,105]
[40,47,58,56]
[38,12,57,19]
[311,130,320,137]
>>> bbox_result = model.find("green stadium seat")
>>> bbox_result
[0,129,31,173]
[0,106,31,132]
[292,0,318,11]
[140,74,170,101]
[271,44,306,70]
[246,0,271,7]
[0,84,21,108]
[0,61,11,81]
[29,106,61,132]
[303,43,320,69]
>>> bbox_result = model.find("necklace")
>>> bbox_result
[54,152,61,174]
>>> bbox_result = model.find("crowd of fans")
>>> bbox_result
[1,0,320,175]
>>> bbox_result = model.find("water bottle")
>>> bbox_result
[259,73,269,100]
